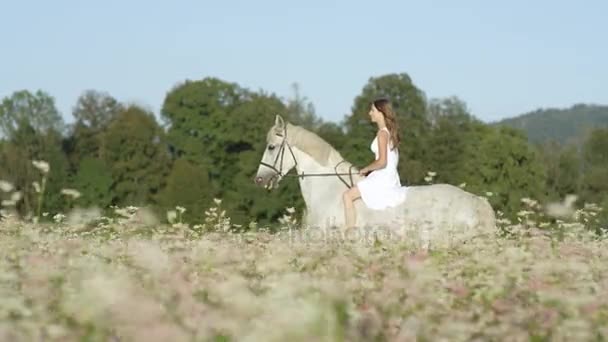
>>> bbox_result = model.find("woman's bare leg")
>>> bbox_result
[342,186,361,229]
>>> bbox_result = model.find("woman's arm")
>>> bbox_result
[360,130,389,175]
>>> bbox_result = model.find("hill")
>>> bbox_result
[493,104,608,145]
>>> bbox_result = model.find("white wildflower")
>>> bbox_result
[32,160,50,174]
[11,191,22,202]
[66,207,102,225]
[114,207,136,218]
[521,197,539,208]
[1,200,15,207]
[0,180,13,192]
[167,210,177,224]
[60,188,81,199]
[517,210,534,217]
[176,206,186,214]
[32,181,41,193]
[545,194,578,219]
[53,213,66,223]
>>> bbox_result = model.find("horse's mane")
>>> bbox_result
[286,124,359,174]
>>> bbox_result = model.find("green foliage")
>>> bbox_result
[0,76,606,231]
[160,78,300,225]
[157,158,212,223]
[72,89,123,130]
[161,77,246,178]
[540,142,581,200]
[425,98,480,185]
[342,73,429,184]
[0,89,65,139]
[0,90,68,218]
[70,157,113,210]
[37,130,71,215]
[316,122,346,152]
[581,128,608,204]
[426,96,473,128]
[64,90,123,172]
[423,99,549,218]
[459,125,548,218]
[101,105,170,207]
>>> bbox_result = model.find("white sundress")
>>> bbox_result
[357,127,408,210]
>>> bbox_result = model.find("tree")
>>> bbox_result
[70,157,114,210]
[0,90,65,139]
[459,125,548,218]
[160,77,305,226]
[0,90,69,219]
[341,73,430,185]
[101,105,170,207]
[316,122,346,152]
[157,158,212,223]
[581,128,608,204]
[72,89,123,130]
[425,113,474,185]
[539,141,581,201]
[426,96,473,128]
[65,90,123,171]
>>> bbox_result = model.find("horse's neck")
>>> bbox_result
[290,146,369,227]
[291,147,353,202]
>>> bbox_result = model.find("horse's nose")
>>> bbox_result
[254,176,263,185]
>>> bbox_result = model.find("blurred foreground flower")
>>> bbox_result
[61,188,81,199]
[32,160,49,174]
[167,210,177,224]
[0,180,13,192]
[545,194,578,219]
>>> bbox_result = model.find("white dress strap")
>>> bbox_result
[379,127,392,148]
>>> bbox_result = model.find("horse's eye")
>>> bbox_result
[268,145,275,151]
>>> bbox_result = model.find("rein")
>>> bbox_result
[259,125,357,189]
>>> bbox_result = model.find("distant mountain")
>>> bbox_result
[493,104,608,145]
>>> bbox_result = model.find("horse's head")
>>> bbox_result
[254,115,297,190]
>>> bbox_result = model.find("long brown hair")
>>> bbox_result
[373,98,401,150]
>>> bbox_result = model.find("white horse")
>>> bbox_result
[254,115,496,241]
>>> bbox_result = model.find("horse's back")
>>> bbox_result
[413,184,495,231]
[360,183,496,232]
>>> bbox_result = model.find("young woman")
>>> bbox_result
[342,98,407,229]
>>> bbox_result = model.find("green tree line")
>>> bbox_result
[0,73,606,227]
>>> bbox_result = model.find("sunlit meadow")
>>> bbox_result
[0,162,607,341]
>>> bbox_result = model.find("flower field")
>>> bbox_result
[0,199,607,341]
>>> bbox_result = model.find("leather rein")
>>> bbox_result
[258,125,357,189]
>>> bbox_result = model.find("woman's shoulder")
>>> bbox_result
[377,127,390,136]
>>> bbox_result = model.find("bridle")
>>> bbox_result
[259,125,357,189]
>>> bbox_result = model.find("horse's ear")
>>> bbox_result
[274,114,285,128]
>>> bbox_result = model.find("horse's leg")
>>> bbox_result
[342,186,361,230]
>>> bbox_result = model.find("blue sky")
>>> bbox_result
[1,0,606,124]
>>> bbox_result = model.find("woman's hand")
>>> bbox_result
[359,167,369,176]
